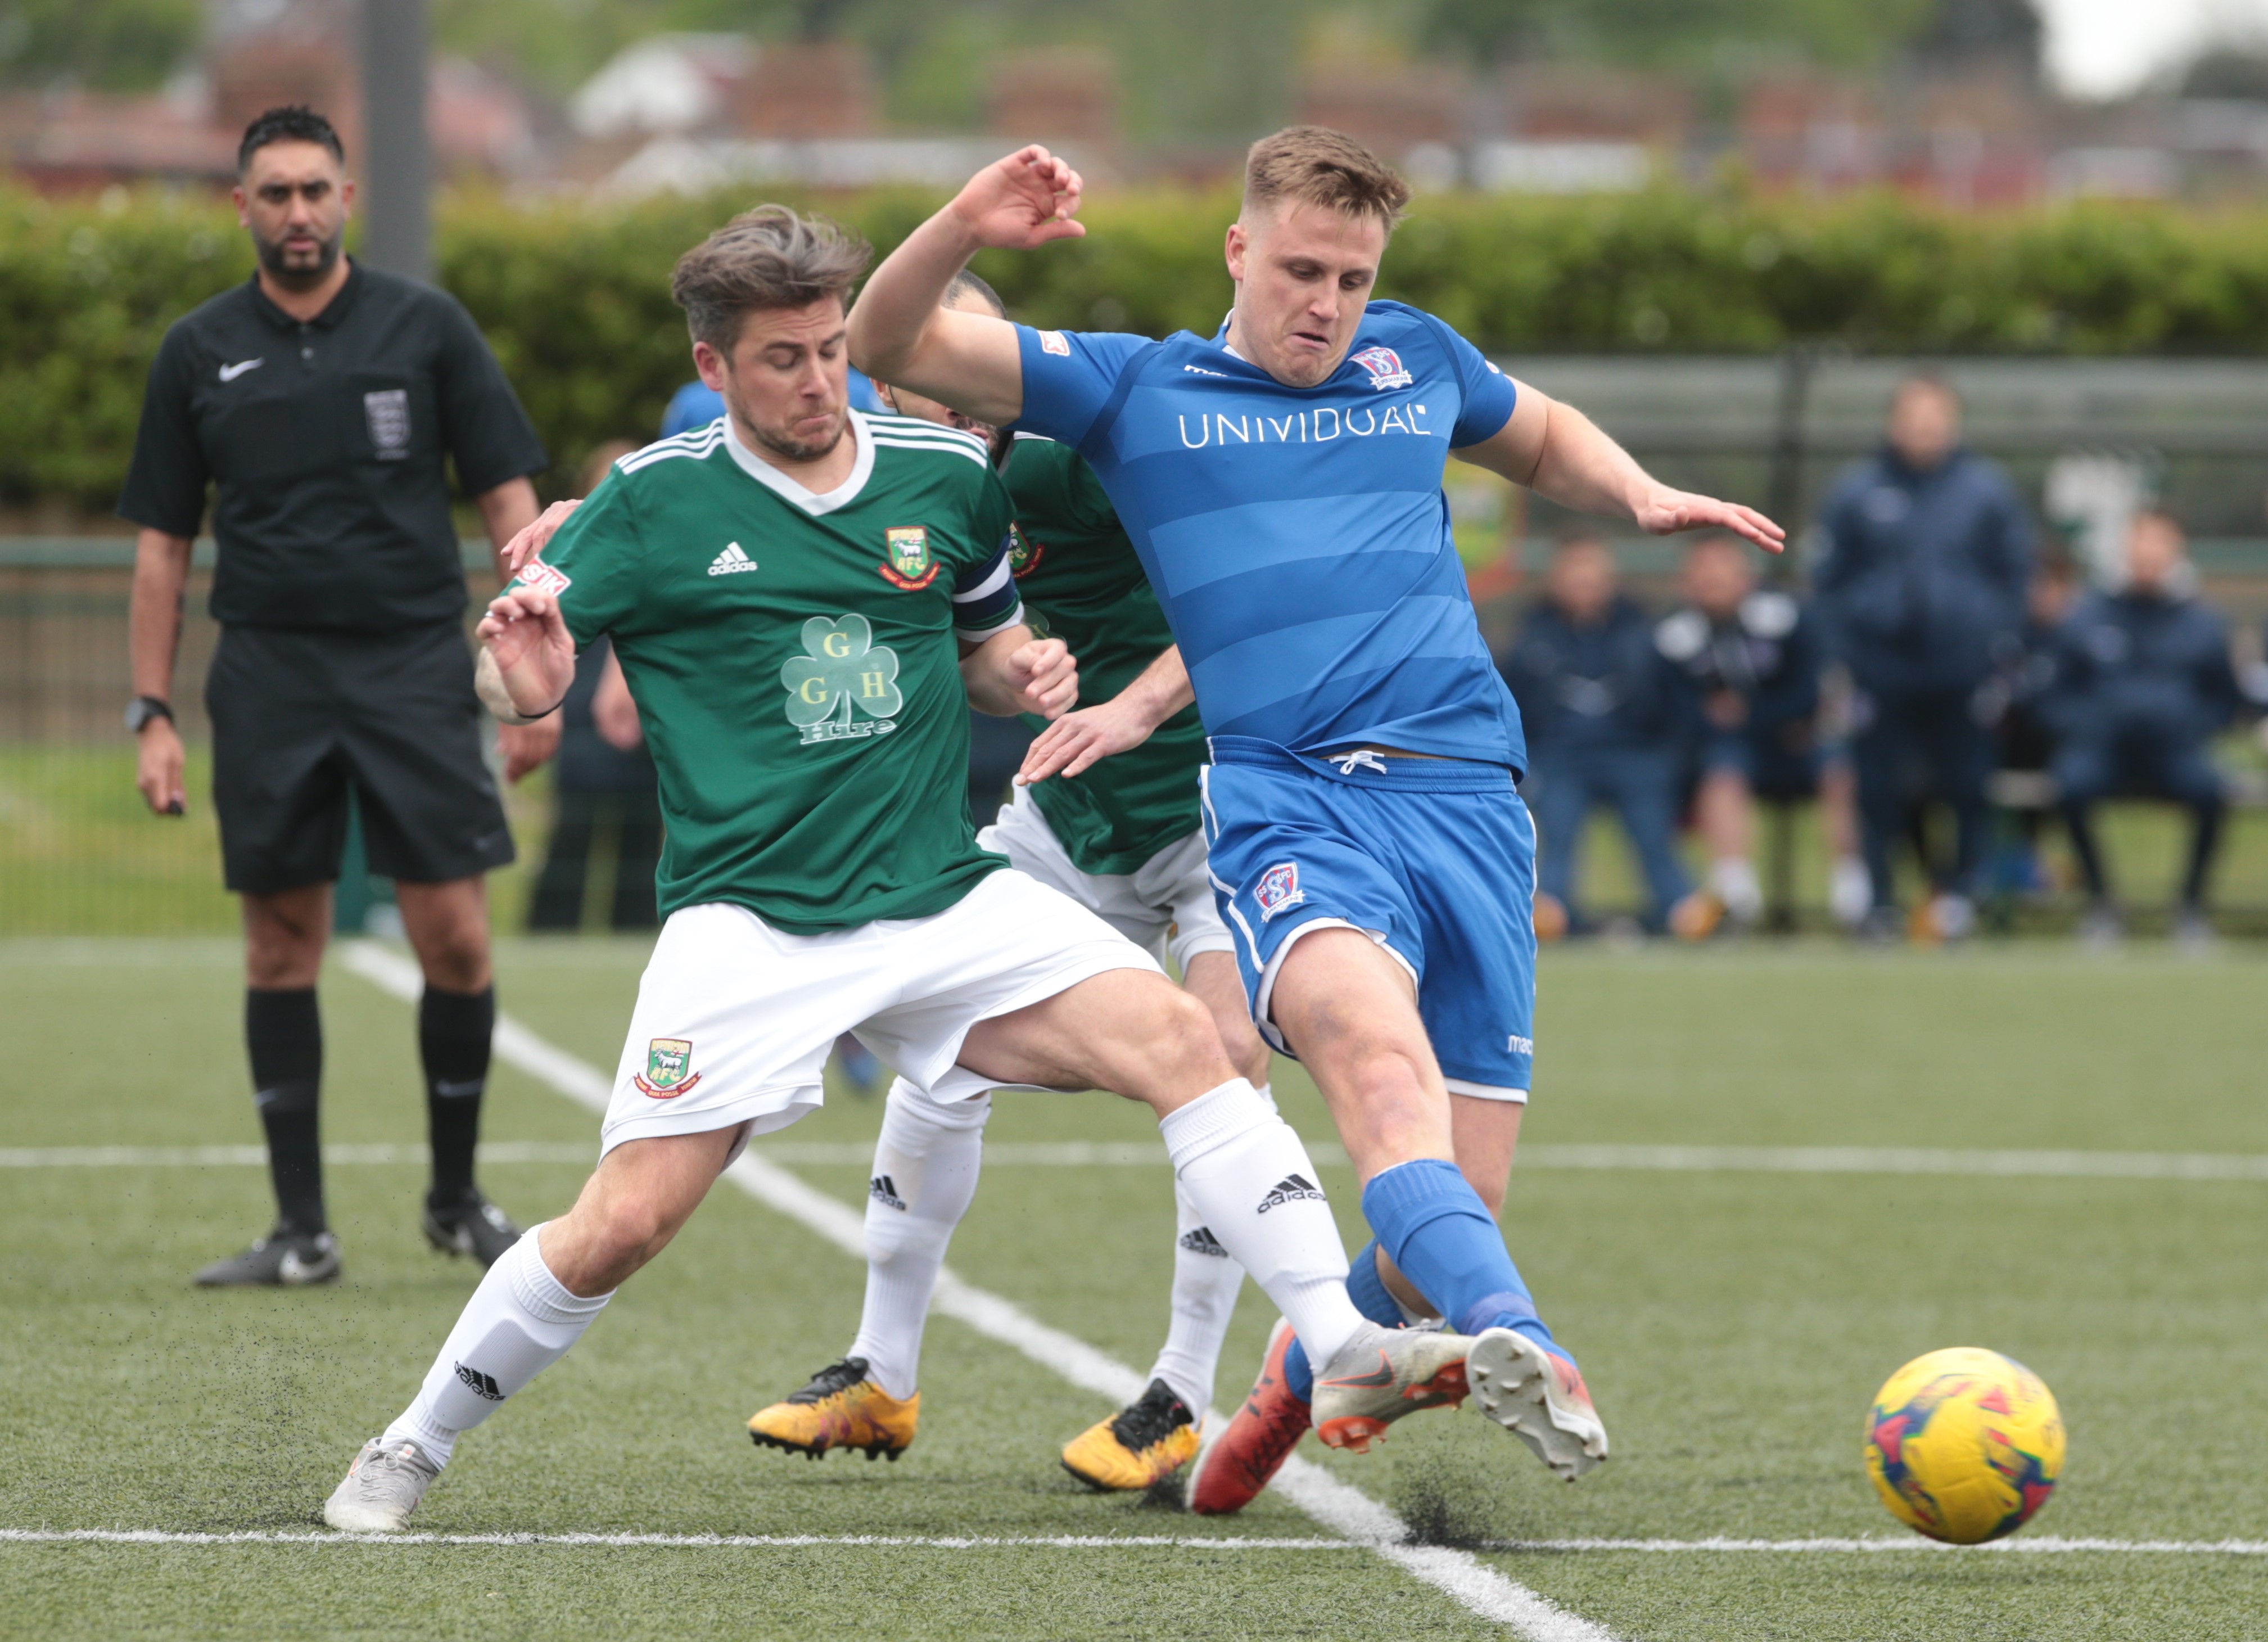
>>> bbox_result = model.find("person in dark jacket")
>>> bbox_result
[2045,511,2239,946]
[1502,536,1709,939]
[1813,374,2032,942]
[1653,533,1823,929]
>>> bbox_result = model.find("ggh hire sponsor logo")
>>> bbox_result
[1177,401,1433,449]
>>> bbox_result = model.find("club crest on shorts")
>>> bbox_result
[634,1037,700,1099]
[879,526,937,590]
[1254,861,1305,921]
[1349,346,1414,391]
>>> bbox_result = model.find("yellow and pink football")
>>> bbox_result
[1863,1347,2065,1544]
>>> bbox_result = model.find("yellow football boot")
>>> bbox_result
[1060,1378,1200,1492]
[748,1356,919,1462]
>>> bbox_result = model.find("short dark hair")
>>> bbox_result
[671,205,874,353]
[238,106,345,174]
[945,268,1005,317]
[1243,125,1411,234]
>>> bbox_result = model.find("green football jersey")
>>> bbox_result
[1004,434,1205,876]
[519,411,1025,932]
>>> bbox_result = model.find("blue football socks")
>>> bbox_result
[1361,1158,1571,1366]
[1343,1236,1406,1327]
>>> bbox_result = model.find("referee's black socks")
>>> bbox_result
[247,987,325,1235]
[420,986,495,1206]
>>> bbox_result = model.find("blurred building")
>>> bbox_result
[988,47,1121,154]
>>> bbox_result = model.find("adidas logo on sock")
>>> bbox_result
[707,542,758,576]
[1255,1173,1326,1214]
[454,1362,504,1401]
[1178,1226,1231,1258]
[869,1174,907,1212]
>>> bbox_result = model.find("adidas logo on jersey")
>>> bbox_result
[1255,1174,1326,1214]
[707,542,758,576]
[1178,1226,1231,1258]
[869,1174,907,1212]
[454,1362,504,1401]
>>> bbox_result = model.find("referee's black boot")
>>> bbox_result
[422,1188,522,1268]
[193,1226,342,1288]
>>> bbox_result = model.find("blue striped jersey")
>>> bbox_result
[1010,301,1526,770]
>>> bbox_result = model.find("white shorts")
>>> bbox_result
[981,784,1234,976]
[597,868,1162,1157]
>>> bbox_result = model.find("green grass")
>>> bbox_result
[4,939,2267,1638]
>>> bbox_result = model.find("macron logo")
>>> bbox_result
[217,358,263,382]
[1508,1035,1535,1055]
[707,542,757,577]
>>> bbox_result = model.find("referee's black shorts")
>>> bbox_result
[206,621,516,895]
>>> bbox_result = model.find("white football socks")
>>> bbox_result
[381,1224,612,1467]
[1710,856,1764,924]
[1147,1083,1269,1413]
[847,1079,990,1400]
[1158,1079,1359,1373]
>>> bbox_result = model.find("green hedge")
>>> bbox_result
[10,184,2268,512]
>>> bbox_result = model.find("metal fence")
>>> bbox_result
[7,355,2268,934]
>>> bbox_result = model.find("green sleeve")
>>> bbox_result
[516,471,648,648]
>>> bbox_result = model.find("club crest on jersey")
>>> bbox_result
[634,1037,699,1099]
[1254,862,1305,921]
[781,614,905,745]
[1350,346,1414,391]
[515,558,571,597]
[1008,522,1043,579]
[880,526,937,589]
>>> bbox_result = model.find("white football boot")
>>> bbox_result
[1467,1327,1610,1481]
[1307,1320,1475,1452]
[324,1437,440,1532]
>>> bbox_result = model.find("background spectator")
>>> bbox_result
[1502,536,1710,940]
[2045,511,2240,948]
[1985,549,2082,904]
[1652,534,1827,931]
[1814,373,2033,942]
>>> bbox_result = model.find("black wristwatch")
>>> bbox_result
[124,696,174,733]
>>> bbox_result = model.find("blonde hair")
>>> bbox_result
[1242,126,1411,233]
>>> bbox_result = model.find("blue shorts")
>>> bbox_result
[1200,736,1536,1101]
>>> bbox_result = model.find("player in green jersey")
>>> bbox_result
[324,207,1481,1534]
[747,274,1274,1492]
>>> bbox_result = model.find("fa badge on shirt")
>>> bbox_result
[364,389,412,459]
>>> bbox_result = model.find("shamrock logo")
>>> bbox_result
[780,614,904,745]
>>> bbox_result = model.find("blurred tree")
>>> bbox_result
[2183,48,2268,102]
[0,0,201,91]
[1910,0,2041,79]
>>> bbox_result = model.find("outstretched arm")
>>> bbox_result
[848,146,1086,427]
[1018,644,1193,785]
[1458,385,1784,554]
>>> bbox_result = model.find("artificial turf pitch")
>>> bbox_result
[3,937,2266,1639]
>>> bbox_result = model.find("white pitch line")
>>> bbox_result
[30,1133,2268,1185]
[338,941,1619,1642]
[0,1528,1356,1551]
[16,1526,2259,1557]
[1474,1537,2268,1555]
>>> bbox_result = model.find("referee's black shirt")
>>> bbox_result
[118,260,547,633]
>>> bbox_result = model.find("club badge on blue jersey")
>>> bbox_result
[1255,861,1305,919]
[1350,346,1414,391]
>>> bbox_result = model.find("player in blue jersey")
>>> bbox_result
[847,127,1783,1512]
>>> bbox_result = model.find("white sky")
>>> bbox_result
[2039,0,2268,98]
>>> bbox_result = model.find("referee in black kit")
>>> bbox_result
[121,107,553,1287]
